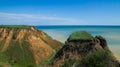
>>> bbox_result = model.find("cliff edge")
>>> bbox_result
[0,25,62,67]
[50,31,120,67]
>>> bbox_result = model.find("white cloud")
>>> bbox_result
[0,12,84,25]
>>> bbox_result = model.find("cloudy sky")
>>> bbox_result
[0,0,120,25]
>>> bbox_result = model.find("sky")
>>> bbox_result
[0,0,120,25]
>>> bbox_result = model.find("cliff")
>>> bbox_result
[0,25,62,67]
[0,26,119,67]
[50,31,120,67]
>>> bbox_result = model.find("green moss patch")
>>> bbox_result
[0,25,30,29]
[68,31,93,40]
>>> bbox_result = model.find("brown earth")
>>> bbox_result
[0,26,62,66]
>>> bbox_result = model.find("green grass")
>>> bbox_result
[69,31,93,40]
[0,62,11,67]
[0,39,36,67]
[39,52,56,67]
[0,25,30,29]
[43,32,52,39]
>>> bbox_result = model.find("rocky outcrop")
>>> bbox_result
[50,31,120,67]
[0,26,62,67]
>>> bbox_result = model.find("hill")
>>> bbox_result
[50,31,120,67]
[0,26,120,67]
[0,25,62,67]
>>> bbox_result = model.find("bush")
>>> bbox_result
[77,50,118,67]
[62,59,76,67]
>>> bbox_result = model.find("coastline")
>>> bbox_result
[109,45,120,61]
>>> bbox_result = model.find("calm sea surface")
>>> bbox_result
[36,26,120,60]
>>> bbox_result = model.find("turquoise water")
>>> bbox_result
[36,26,120,45]
[36,26,120,60]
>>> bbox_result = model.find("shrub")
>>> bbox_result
[62,59,76,67]
[77,50,118,67]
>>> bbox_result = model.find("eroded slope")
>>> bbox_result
[0,26,62,67]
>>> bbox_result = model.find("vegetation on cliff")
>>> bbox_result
[68,31,93,41]
[0,26,119,67]
[50,31,120,67]
[78,49,119,67]
[0,25,30,29]
[0,25,62,67]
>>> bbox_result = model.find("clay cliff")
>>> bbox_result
[50,31,120,67]
[0,26,120,67]
[0,25,62,67]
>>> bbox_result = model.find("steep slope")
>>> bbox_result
[50,31,120,67]
[0,25,62,67]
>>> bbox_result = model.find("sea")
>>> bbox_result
[36,25,120,61]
